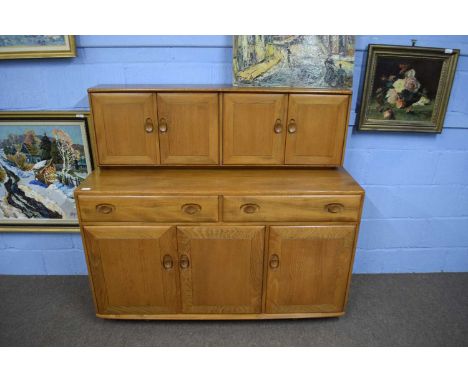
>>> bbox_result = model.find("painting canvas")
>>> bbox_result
[0,35,76,59]
[233,35,355,88]
[0,116,93,229]
[358,45,459,133]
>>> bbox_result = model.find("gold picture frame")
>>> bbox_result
[0,35,76,60]
[0,111,95,232]
[358,44,459,133]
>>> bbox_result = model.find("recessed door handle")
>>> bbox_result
[179,255,190,269]
[326,203,344,213]
[159,118,168,133]
[273,119,283,134]
[144,118,154,133]
[241,203,260,214]
[162,254,173,270]
[95,204,114,214]
[269,254,280,269]
[182,203,202,215]
[287,119,297,134]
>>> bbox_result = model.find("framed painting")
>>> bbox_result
[358,44,459,133]
[0,35,76,59]
[233,35,355,88]
[0,112,95,232]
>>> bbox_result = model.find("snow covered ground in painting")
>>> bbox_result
[0,150,78,221]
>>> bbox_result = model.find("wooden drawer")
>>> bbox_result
[222,195,361,222]
[78,195,218,222]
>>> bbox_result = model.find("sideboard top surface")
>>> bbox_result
[75,168,364,196]
[88,84,352,95]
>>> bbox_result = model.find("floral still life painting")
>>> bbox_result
[358,45,459,133]
[0,116,92,229]
[0,35,76,59]
[233,35,355,88]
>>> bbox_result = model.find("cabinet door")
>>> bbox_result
[266,225,356,314]
[83,226,179,315]
[157,93,219,164]
[91,93,160,165]
[177,226,264,314]
[223,93,287,165]
[285,94,349,165]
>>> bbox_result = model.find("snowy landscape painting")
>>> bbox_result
[0,120,92,227]
[233,35,355,88]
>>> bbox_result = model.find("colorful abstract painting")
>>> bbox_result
[0,120,92,227]
[0,35,76,59]
[233,35,355,88]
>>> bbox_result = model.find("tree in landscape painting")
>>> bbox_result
[53,129,81,186]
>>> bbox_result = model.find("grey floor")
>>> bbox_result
[0,273,467,346]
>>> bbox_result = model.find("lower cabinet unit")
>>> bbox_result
[177,226,264,314]
[77,168,364,320]
[83,226,180,315]
[265,225,356,314]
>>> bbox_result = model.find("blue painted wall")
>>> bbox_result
[0,35,467,274]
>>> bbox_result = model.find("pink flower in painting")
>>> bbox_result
[404,77,421,93]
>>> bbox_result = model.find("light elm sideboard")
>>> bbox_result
[75,86,364,320]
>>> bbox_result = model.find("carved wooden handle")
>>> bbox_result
[144,118,154,133]
[273,119,283,134]
[159,118,168,133]
[179,255,190,269]
[162,254,173,270]
[326,203,344,214]
[182,203,202,215]
[241,203,260,214]
[95,204,114,214]
[287,119,297,134]
[269,254,280,269]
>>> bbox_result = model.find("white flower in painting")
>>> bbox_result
[392,79,406,93]
[386,88,399,104]
[413,96,431,106]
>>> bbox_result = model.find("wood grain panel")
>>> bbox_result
[157,93,219,164]
[90,93,159,165]
[285,94,349,165]
[75,168,365,196]
[223,195,361,222]
[78,195,218,222]
[265,225,356,314]
[177,226,265,313]
[223,93,287,164]
[83,226,179,314]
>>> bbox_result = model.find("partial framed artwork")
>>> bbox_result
[358,44,459,133]
[233,35,355,88]
[0,112,95,232]
[0,35,76,59]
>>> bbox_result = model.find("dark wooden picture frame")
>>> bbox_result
[358,44,459,133]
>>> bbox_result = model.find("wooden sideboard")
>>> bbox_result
[77,86,364,320]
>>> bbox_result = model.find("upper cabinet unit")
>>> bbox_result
[157,93,219,165]
[284,94,349,165]
[91,93,160,165]
[89,87,351,167]
[223,93,287,165]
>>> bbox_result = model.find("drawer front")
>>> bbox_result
[222,195,361,222]
[78,196,218,222]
